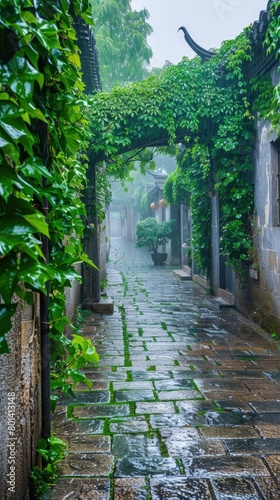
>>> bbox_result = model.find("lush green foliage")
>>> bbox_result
[167,144,212,274]
[136,217,176,254]
[90,27,256,276]
[30,436,68,498]
[264,0,280,131]
[0,0,98,394]
[88,6,278,278]
[92,0,153,90]
[50,333,99,409]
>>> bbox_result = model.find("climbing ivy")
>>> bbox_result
[264,0,280,131]
[0,0,98,393]
[1,1,279,356]
[87,5,278,278]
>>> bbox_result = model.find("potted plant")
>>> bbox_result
[136,217,176,265]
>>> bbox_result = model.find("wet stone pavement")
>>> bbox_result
[51,238,280,499]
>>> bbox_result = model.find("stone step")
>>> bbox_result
[213,297,234,309]
[172,269,192,281]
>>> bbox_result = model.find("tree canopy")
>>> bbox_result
[92,0,153,90]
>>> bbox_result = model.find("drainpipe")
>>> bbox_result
[40,273,51,439]
[39,121,51,440]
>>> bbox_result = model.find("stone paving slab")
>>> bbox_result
[50,478,110,499]
[51,239,280,499]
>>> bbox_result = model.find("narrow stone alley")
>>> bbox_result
[51,238,280,499]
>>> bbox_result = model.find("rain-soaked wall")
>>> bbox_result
[0,297,41,500]
[236,64,280,332]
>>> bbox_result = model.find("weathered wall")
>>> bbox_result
[0,272,85,498]
[236,64,280,332]
[0,296,41,500]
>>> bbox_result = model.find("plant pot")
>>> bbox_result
[151,253,168,265]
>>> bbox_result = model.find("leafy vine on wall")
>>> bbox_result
[0,1,279,357]
[0,0,98,393]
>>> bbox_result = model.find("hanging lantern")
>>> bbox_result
[159,198,167,207]
[150,202,159,210]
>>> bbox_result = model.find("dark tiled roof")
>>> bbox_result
[73,16,101,94]
[248,0,279,77]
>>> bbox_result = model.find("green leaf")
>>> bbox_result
[20,160,52,182]
[0,118,28,140]
[0,233,44,259]
[0,213,39,235]
[23,213,49,237]
[0,165,39,201]
[78,252,98,268]
[33,22,62,50]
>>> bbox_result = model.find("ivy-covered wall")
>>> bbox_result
[0,1,99,496]
[236,62,280,331]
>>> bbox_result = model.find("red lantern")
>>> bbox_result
[150,202,159,210]
[159,198,167,207]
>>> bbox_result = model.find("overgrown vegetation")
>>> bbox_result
[136,217,176,255]
[1,4,279,493]
[2,2,278,359]
[0,0,98,392]
[30,436,68,499]
[92,0,153,90]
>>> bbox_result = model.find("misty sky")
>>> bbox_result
[131,0,269,67]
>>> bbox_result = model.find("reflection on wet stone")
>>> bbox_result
[115,456,180,477]
[166,437,226,457]
[57,390,110,405]
[184,456,270,478]
[264,455,280,476]
[68,435,110,453]
[206,411,253,426]
[224,438,280,455]
[61,453,114,477]
[114,389,155,402]
[201,426,259,439]
[114,478,148,500]
[158,389,203,400]
[109,417,149,434]
[72,404,130,418]
[50,240,280,499]
[53,417,105,436]
[255,477,280,500]
[50,478,110,500]
[150,477,212,500]
[135,402,175,414]
[211,477,259,499]
[112,434,161,459]
[154,379,196,390]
